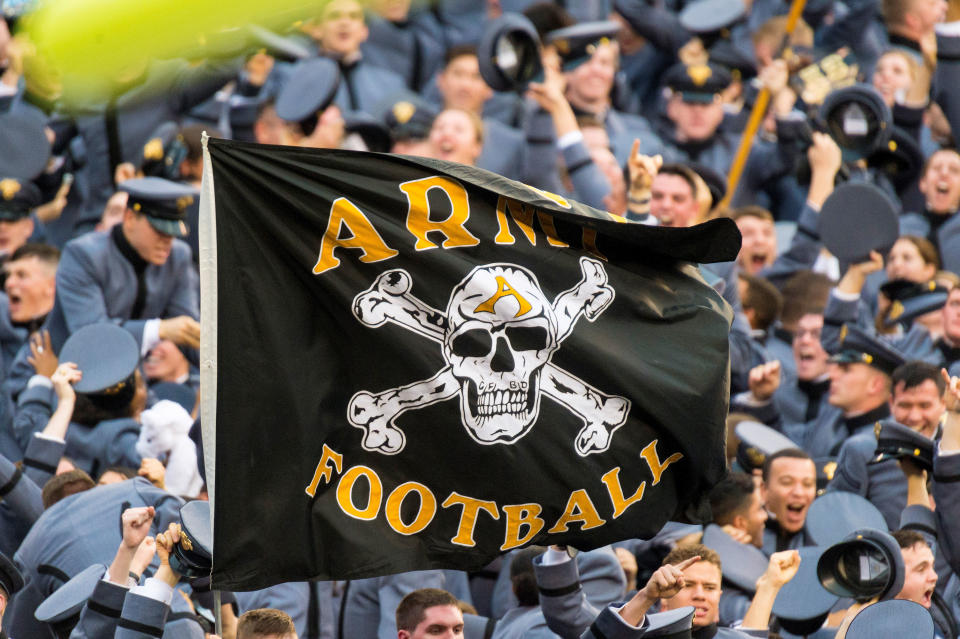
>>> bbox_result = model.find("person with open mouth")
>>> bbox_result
[760,449,817,553]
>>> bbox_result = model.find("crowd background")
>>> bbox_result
[2,0,960,637]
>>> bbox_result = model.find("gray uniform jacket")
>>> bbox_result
[4,228,198,399]
[900,211,960,276]
[70,575,127,639]
[360,11,444,92]
[761,519,815,557]
[933,447,960,578]
[827,433,911,531]
[235,581,336,639]
[64,418,142,479]
[491,606,560,639]
[492,546,625,620]
[578,606,765,639]
[332,58,408,117]
[75,60,237,232]
[50,228,198,351]
[8,478,183,639]
[338,570,470,639]
[0,433,63,555]
[70,577,202,639]
[113,587,204,639]
[821,291,945,370]
[477,119,527,183]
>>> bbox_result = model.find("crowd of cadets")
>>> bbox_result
[2,0,960,637]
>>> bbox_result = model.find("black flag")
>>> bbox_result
[201,137,739,590]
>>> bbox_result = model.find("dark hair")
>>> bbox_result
[510,547,544,606]
[8,242,60,266]
[71,378,138,425]
[920,147,960,179]
[396,589,460,632]
[893,235,940,270]
[662,544,721,573]
[709,472,756,526]
[892,360,946,395]
[444,44,478,67]
[780,271,834,329]
[656,163,699,198]
[892,529,928,550]
[522,2,575,39]
[739,272,783,332]
[98,466,137,482]
[762,448,813,482]
[42,469,95,509]
[730,205,774,223]
[179,124,218,162]
[237,608,296,639]
[255,97,277,121]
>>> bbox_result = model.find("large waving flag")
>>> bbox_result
[199,137,739,590]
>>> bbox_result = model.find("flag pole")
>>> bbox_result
[214,589,222,636]
[718,0,808,210]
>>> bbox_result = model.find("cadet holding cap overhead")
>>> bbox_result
[48,323,147,477]
[828,361,945,531]
[821,250,960,376]
[274,56,346,149]
[531,20,663,173]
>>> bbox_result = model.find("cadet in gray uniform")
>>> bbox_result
[55,324,145,477]
[490,545,625,619]
[8,478,183,638]
[828,362,945,530]
[436,46,528,183]
[0,359,75,556]
[5,177,200,399]
[235,581,335,639]
[360,3,444,92]
[0,177,43,267]
[302,0,407,116]
[339,569,472,639]
[112,515,205,639]
[0,550,23,639]
[33,505,202,639]
[761,449,817,555]
[537,544,774,638]
[751,325,903,459]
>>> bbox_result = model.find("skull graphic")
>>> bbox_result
[443,264,558,445]
[348,257,629,456]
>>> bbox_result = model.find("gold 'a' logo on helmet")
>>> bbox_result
[822,461,837,480]
[687,64,713,87]
[0,179,21,201]
[143,137,164,161]
[176,196,194,212]
[888,300,904,320]
[392,101,416,125]
[746,446,765,468]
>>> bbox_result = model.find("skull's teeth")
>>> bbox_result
[477,390,528,415]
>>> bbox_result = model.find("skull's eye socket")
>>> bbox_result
[505,326,549,351]
[451,329,492,357]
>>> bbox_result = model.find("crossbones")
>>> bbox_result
[348,257,631,456]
